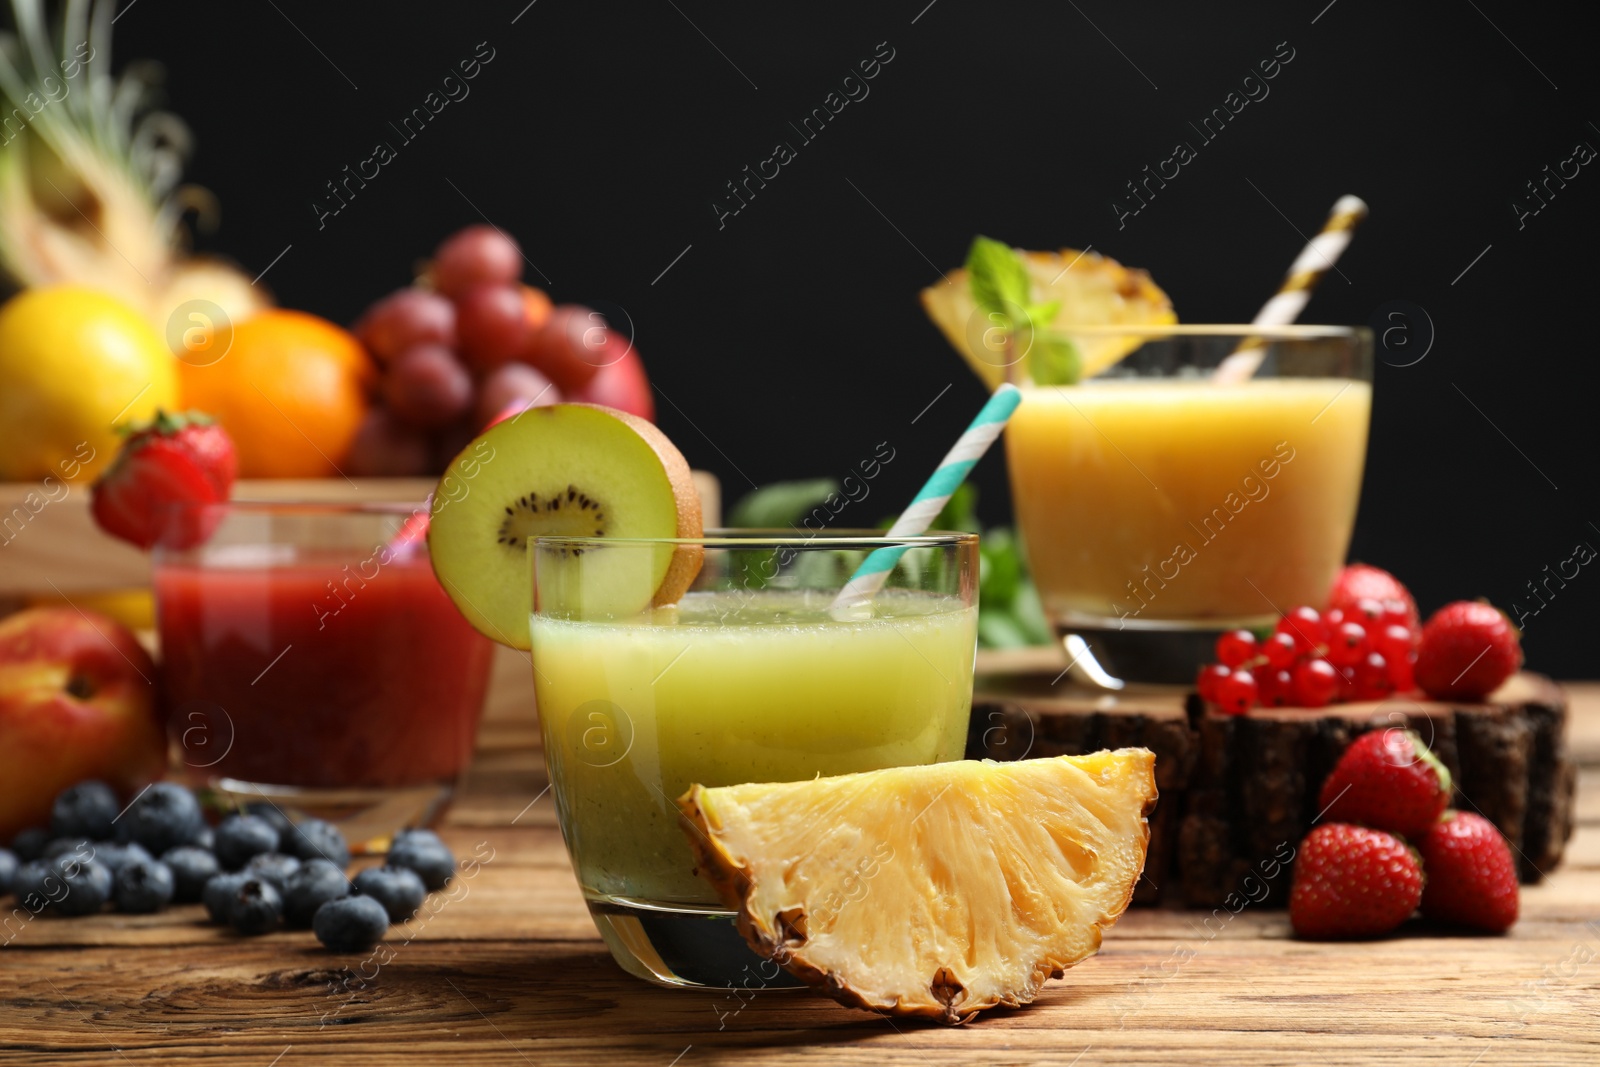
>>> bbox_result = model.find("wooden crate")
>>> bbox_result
[0,472,721,597]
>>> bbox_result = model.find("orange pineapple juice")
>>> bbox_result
[1007,378,1371,628]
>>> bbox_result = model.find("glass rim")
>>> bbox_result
[1048,323,1369,340]
[531,527,979,549]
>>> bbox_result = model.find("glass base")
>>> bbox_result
[1057,622,1252,687]
[191,776,455,855]
[587,898,806,989]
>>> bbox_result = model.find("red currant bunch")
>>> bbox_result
[1195,569,1422,715]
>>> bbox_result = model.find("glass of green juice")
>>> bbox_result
[530,529,979,988]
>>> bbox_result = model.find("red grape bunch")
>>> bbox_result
[346,225,654,475]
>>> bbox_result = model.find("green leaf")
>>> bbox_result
[929,482,980,533]
[978,609,1031,649]
[728,479,840,591]
[1021,300,1060,332]
[791,548,844,590]
[965,236,1031,317]
[1011,578,1055,645]
[729,479,839,529]
[1028,331,1082,386]
[979,527,1021,607]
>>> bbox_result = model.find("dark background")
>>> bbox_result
[111,0,1597,674]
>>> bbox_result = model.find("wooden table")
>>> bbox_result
[5,653,1598,1066]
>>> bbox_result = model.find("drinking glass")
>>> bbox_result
[530,530,979,987]
[153,502,496,846]
[1005,325,1373,685]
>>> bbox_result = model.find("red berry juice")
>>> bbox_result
[156,548,495,788]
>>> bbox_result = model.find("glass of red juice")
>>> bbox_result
[153,503,495,842]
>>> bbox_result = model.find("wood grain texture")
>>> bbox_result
[2,672,1597,1065]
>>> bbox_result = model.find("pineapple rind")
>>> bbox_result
[679,749,1157,1023]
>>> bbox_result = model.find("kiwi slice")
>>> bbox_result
[427,404,702,648]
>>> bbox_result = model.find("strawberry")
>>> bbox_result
[167,417,238,496]
[1326,563,1419,629]
[1413,601,1522,701]
[1317,728,1451,838]
[1288,823,1424,939]
[91,410,237,550]
[1418,811,1519,932]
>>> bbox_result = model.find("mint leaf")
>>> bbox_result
[1011,579,1055,644]
[1028,332,1082,386]
[728,479,839,528]
[979,527,1022,606]
[930,482,980,533]
[1021,300,1060,332]
[978,609,1031,649]
[965,236,1031,317]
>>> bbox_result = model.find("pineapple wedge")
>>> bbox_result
[678,749,1157,1023]
[920,248,1175,388]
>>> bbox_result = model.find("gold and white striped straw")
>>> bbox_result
[1213,194,1368,384]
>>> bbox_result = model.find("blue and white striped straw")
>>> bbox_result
[830,383,1023,615]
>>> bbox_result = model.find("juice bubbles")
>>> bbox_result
[532,588,977,906]
[1007,378,1371,628]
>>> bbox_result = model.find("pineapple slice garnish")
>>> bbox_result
[679,749,1157,1023]
[921,247,1175,388]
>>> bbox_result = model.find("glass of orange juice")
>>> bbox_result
[1006,325,1373,685]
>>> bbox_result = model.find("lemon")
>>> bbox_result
[0,285,177,481]
[921,248,1176,388]
[679,748,1157,1022]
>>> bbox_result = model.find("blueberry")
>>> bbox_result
[0,848,17,896]
[115,783,202,855]
[50,781,120,840]
[188,825,215,852]
[161,846,221,903]
[244,802,294,839]
[42,837,94,860]
[312,895,389,952]
[10,827,48,862]
[113,858,175,914]
[282,858,351,927]
[394,827,447,849]
[213,814,281,870]
[47,853,113,917]
[202,871,250,924]
[11,859,55,912]
[284,818,350,869]
[352,865,427,923]
[388,830,455,891]
[228,877,283,936]
[242,852,300,892]
[86,841,153,876]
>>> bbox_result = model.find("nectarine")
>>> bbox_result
[0,608,166,840]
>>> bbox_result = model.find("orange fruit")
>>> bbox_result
[180,309,372,478]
